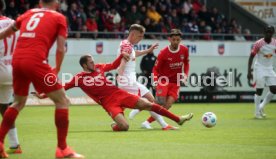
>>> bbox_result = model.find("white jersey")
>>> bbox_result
[0,16,18,85]
[117,39,136,82]
[116,39,149,96]
[252,38,276,70]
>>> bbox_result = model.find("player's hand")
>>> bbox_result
[31,92,47,99]
[152,81,158,90]
[121,52,130,61]
[247,72,253,81]
[148,43,159,53]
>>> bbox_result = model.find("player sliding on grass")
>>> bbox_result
[35,54,194,131]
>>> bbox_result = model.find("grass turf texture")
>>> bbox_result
[4,103,276,159]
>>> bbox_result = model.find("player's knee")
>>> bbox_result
[136,98,152,110]
[56,96,70,107]
[118,123,129,131]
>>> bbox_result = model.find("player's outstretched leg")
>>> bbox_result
[134,98,193,125]
[128,109,140,120]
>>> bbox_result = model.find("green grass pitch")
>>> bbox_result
[5,103,276,159]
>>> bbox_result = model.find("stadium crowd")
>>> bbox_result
[4,0,252,40]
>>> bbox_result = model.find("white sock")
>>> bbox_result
[7,128,19,148]
[260,91,274,109]
[149,111,168,128]
[254,94,261,115]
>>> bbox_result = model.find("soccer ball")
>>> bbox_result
[202,112,217,128]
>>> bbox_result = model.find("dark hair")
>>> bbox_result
[0,0,5,12]
[129,24,145,33]
[170,29,183,37]
[79,55,92,68]
[264,25,275,33]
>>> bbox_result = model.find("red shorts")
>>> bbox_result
[156,83,180,101]
[101,89,140,119]
[12,59,63,96]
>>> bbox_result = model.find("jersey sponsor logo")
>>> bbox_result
[218,44,225,55]
[157,89,162,94]
[96,42,103,54]
[21,32,35,38]
[169,62,183,68]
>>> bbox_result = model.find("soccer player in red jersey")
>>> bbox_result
[36,54,193,131]
[142,29,190,127]
[0,0,83,158]
[0,0,22,154]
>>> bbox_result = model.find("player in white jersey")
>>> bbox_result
[0,0,22,154]
[117,24,178,130]
[247,26,276,119]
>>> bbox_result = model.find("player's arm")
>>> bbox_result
[182,48,190,85]
[247,42,258,81]
[103,52,130,72]
[117,58,127,76]
[54,35,66,75]
[135,43,158,57]
[54,15,68,74]
[0,22,17,40]
[247,54,255,81]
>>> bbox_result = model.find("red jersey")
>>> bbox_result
[64,55,123,104]
[153,45,189,83]
[13,8,67,62]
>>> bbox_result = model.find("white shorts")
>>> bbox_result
[0,64,13,104]
[254,67,276,88]
[0,84,13,104]
[118,81,149,97]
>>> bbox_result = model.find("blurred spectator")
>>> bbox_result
[5,0,255,41]
[170,9,180,28]
[202,26,213,40]
[67,3,81,31]
[5,1,18,19]
[244,28,253,41]
[192,0,202,13]
[147,6,162,23]
[86,15,98,39]
[234,27,246,41]
[183,0,193,14]
[126,5,142,25]
[60,0,68,13]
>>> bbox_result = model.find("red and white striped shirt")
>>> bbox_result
[251,38,276,69]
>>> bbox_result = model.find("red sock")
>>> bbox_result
[147,116,156,123]
[150,103,180,123]
[112,124,121,131]
[55,109,69,150]
[0,107,19,143]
